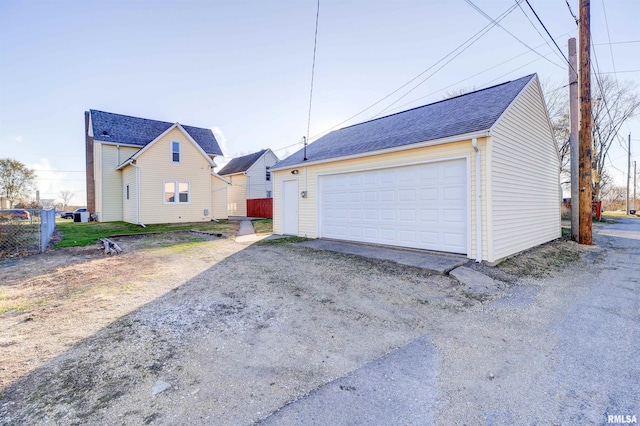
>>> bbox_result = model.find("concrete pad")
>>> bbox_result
[259,335,439,425]
[236,220,256,237]
[449,266,499,294]
[297,239,467,274]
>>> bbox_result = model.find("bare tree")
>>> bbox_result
[541,75,640,200]
[59,190,74,209]
[0,158,36,208]
[591,75,640,200]
[442,86,476,99]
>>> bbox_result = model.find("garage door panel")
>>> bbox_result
[320,159,467,254]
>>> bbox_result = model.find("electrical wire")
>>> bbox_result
[601,0,620,89]
[465,0,564,70]
[564,0,579,24]
[523,0,576,75]
[306,0,320,143]
[369,1,527,119]
[382,36,570,116]
[304,1,523,141]
[515,0,566,65]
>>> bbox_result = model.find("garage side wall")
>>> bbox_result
[227,174,247,216]
[211,176,229,219]
[273,140,488,259]
[489,79,561,262]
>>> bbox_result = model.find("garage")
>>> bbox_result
[272,74,561,263]
[319,159,467,254]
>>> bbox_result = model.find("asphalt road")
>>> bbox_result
[261,218,640,425]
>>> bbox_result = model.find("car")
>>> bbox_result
[0,209,30,220]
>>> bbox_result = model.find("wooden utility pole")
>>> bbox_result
[627,133,631,214]
[634,160,637,212]
[568,38,579,241]
[578,0,592,245]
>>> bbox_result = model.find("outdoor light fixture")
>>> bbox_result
[291,170,299,174]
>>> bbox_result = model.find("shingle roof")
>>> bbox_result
[273,74,536,169]
[218,149,269,175]
[90,110,223,156]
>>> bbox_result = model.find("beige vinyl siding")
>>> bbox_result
[489,78,561,262]
[94,142,102,220]
[227,174,247,216]
[211,176,229,219]
[122,166,138,223]
[245,150,279,198]
[135,127,213,224]
[96,144,139,222]
[273,140,486,259]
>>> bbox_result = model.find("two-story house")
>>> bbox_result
[218,149,279,217]
[85,110,229,224]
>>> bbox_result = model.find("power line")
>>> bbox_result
[465,0,565,70]
[601,0,620,89]
[564,0,579,24]
[305,0,320,143]
[515,0,567,65]
[597,70,640,75]
[523,0,576,75]
[595,40,640,46]
[370,1,526,119]
[383,37,569,116]
[305,1,523,141]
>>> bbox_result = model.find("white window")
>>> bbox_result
[164,181,190,204]
[126,185,130,200]
[172,141,181,162]
[266,190,272,198]
[266,166,271,181]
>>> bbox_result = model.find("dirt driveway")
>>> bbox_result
[1,233,588,425]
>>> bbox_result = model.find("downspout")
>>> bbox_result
[127,160,145,228]
[472,138,482,263]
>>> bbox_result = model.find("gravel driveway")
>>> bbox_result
[1,219,638,425]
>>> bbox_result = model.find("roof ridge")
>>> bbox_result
[332,74,536,133]
[90,109,210,131]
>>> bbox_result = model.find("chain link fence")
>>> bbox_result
[0,208,57,258]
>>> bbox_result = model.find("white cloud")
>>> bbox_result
[211,126,229,157]
[30,159,84,207]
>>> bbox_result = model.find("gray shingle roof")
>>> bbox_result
[90,110,223,156]
[273,74,536,169]
[218,149,268,175]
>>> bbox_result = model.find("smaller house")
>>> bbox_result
[218,149,279,217]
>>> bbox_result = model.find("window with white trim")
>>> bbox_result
[266,190,272,198]
[172,141,181,162]
[126,185,130,200]
[164,181,190,203]
[265,166,271,181]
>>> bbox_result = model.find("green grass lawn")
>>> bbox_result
[252,219,273,235]
[55,219,239,248]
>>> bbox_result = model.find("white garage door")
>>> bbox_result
[319,159,467,254]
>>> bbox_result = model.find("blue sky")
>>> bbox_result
[1,0,638,205]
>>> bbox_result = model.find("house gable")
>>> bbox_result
[487,75,561,261]
[133,127,215,224]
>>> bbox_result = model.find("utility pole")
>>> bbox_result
[578,0,593,243]
[578,0,592,245]
[568,38,579,241]
[634,160,637,212]
[627,133,631,215]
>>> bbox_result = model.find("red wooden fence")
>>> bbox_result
[246,198,273,218]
